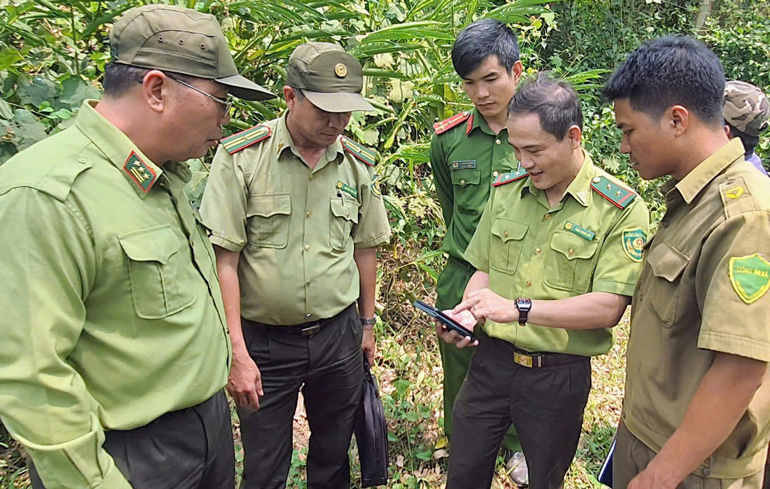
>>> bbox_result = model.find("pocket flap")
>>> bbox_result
[118,225,180,265]
[491,218,528,243]
[247,194,291,218]
[550,231,599,260]
[451,169,481,187]
[647,241,689,282]
[331,198,359,223]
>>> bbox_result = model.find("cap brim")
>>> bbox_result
[303,91,375,112]
[216,74,276,101]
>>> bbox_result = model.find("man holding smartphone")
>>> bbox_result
[439,74,649,489]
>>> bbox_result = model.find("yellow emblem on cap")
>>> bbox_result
[334,63,348,78]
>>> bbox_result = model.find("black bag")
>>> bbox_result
[354,358,389,487]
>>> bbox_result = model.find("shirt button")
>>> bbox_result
[662,221,670,228]
[306,313,311,319]
[495,139,501,145]
[305,244,311,251]
[503,231,509,237]
[568,248,574,256]
[306,211,311,218]
[535,248,541,255]
[306,280,311,285]
[346,212,351,218]
[525,280,532,288]
[592,177,601,183]
[309,175,313,181]
[460,179,466,186]
[190,239,195,247]
[703,469,711,477]
[544,214,551,220]
[493,171,499,178]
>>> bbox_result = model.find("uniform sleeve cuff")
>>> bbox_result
[354,230,391,249]
[592,280,636,297]
[698,330,770,363]
[209,234,244,253]
[463,249,487,273]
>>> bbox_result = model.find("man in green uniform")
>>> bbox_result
[604,36,770,489]
[429,18,524,475]
[0,5,275,489]
[723,80,769,176]
[437,75,650,489]
[200,42,391,489]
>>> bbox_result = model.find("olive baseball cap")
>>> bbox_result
[724,80,769,137]
[286,42,374,112]
[110,5,275,101]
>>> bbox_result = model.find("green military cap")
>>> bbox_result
[110,5,275,101]
[286,42,374,113]
[724,80,769,137]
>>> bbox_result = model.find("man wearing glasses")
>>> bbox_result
[0,5,274,489]
[201,42,391,488]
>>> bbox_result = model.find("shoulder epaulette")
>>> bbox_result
[492,168,529,187]
[590,175,637,209]
[341,136,377,167]
[433,111,472,135]
[221,125,271,155]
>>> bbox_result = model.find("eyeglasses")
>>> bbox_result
[164,72,233,114]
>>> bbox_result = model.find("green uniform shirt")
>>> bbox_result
[429,108,519,262]
[200,113,391,326]
[0,101,231,489]
[624,138,770,479]
[464,152,650,356]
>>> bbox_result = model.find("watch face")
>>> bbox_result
[516,298,532,311]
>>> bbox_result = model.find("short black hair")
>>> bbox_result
[603,35,725,126]
[726,123,760,156]
[451,19,520,79]
[103,63,199,97]
[508,74,582,141]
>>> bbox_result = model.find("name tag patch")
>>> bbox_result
[565,221,595,241]
[336,181,359,198]
[451,160,476,170]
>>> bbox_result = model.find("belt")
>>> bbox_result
[448,256,474,273]
[510,346,587,369]
[243,304,355,338]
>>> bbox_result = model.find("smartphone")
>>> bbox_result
[413,300,478,343]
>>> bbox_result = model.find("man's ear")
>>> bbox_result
[567,125,582,149]
[142,70,168,114]
[512,61,524,85]
[283,86,297,112]
[669,105,690,137]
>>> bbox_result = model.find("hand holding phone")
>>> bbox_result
[414,300,479,344]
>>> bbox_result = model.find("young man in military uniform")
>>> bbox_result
[724,80,769,176]
[428,19,525,477]
[438,75,650,489]
[604,36,770,489]
[200,42,391,489]
[0,5,275,489]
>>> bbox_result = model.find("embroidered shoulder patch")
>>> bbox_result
[729,254,770,304]
[433,111,471,135]
[622,228,647,262]
[591,175,636,209]
[492,167,529,187]
[123,151,157,193]
[341,136,377,167]
[221,125,271,155]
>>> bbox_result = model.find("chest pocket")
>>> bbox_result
[645,241,689,328]
[544,231,600,293]
[451,169,482,216]
[118,225,195,319]
[330,197,359,251]
[247,194,291,249]
[490,219,528,275]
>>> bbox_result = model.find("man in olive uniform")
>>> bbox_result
[0,5,275,489]
[604,36,770,489]
[724,80,769,176]
[200,42,391,489]
[428,18,525,473]
[438,75,650,489]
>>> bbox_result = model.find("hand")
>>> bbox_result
[628,467,678,489]
[454,288,518,324]
[227,347,263,410]
[362,326,375,365]
[435,309,478,349]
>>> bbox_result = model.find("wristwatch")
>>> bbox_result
[514,298,532,326]
[360,317,377,326]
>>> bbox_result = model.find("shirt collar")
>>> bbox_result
[276,112,345,165]
[674,138,744,204]
[467,107,499,137]
[75,100,165,199]
[521,150,594,207]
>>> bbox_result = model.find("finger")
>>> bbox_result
[455,335,473,349]
[366,349,375,366]
[453,297,480,314]
[246,390,260,410]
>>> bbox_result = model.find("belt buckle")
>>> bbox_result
[513,351,533,368]
[301,324,321,337]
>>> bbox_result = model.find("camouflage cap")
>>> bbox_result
[286,42,374,113]
[110,5,275,101]
[724,80,769,137]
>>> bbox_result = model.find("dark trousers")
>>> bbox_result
[447,336,592,489]
[238,303,364,489]
[30,390,234,489]
[435,258,521,452]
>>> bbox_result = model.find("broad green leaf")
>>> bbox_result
[16,76,57,108]
[59,77,101,108]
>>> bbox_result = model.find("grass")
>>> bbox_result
[0,308,629,489]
